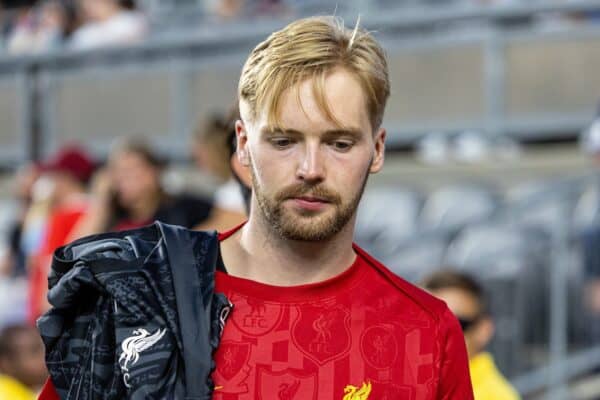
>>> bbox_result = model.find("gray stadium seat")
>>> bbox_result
[573,182,600,232]
[508,181,575,233]
[379,237,449,283]
[445,223,552,377]
[355,186,423,257]
[420,184,499,231]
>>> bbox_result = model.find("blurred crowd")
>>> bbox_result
[0,0,147,55]
[0,0,289,56]
[0,0,598,56]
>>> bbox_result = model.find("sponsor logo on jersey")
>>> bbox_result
[343,381,372,400]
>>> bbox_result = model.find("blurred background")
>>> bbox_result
[0,0,598,399]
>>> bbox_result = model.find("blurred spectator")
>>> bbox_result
[72,137,213,238]
[422,270,521,400]
[193,109,248,231]
[0,324,47,399]
[69,0,146,50]
[6,0,73,55]
[28,145,94,322]
[207,0,288,20]
[0,162,40,278]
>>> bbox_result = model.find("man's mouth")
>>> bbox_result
[288,196,331,211]
[294,196,331,203]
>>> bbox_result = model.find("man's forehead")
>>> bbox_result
[240,69,371,133]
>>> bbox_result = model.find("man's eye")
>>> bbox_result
[271,138,293,148]
[332,141,353,152]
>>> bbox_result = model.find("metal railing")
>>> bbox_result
[0,2,598,167]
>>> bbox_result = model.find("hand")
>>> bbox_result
[90,168,115,205]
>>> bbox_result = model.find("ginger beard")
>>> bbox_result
[249,153,372,242]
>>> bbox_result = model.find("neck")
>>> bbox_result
[222,210,357,286]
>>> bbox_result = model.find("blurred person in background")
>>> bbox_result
[207,0,288,20]
[193,108,249,231]
[72,137,213,238]
[6,0,74,55]
[0,162,40,278]
[0,324,47,400]
[69,0,146,50]
[422,270,521,400]
[28,146,95,322]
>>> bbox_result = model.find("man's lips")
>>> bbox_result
[294,196,331,203]
[288,196,331,211]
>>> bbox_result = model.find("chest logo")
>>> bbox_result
[230,294,284,336]
[256,365,318,400]
[291,304,351,365]
[118,328,166,388]
[343,381,372,400]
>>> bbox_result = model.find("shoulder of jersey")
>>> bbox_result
[353,243,449,322]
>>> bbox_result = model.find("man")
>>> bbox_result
[422,270,520,400]
[38,16,473,399]
[0,324,48,400]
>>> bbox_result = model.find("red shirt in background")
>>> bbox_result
[28,202,87,324]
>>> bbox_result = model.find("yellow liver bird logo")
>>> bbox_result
[343,381,372,400]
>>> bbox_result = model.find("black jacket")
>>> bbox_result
[37,221,232,400]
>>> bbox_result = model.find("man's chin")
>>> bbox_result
[276,214,342,242]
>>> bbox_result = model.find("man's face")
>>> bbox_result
[237,68,385,241]
[0,329,48,389]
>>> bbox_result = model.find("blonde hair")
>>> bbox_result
[238,16,390,130]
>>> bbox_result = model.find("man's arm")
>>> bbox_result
[438,307,474,399]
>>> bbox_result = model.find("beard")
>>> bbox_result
[249,158,371,242]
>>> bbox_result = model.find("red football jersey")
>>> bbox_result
[211,229,473,400]
[38,228,473,400]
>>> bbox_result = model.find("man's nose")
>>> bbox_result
[296,143,325,183]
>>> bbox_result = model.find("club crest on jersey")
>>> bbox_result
[343,381,372,400]
[291,304,351,365]
[213,340,252,394]
[230,293,284,336]
[360,325,399,369]
[256,365,317,400]
[118,328,166,388]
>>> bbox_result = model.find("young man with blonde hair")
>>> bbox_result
[38,16,473,399]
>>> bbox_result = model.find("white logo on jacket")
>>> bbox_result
[119,328,167,388]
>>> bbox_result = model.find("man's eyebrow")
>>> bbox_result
[260,127,363,138]
[322,128,363,139]
[260,127,302,136]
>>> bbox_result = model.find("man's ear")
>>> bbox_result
[236,120,250,167]
[370,127,386,174]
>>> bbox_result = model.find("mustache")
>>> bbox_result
[275,183,342,205]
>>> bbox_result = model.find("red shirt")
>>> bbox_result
[39,229,473,400]
[28,202,87,323]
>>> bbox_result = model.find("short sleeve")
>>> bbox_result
[38,378,60,400]
[437,306,474,399]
